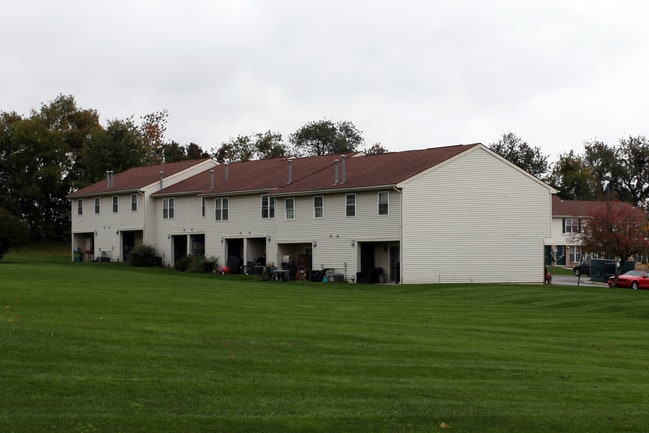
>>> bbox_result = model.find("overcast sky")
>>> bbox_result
[2,0,648,160]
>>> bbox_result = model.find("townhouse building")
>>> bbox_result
[68,158,217,262]
[69,143,557,284]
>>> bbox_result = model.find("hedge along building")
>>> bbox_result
[145,143,556,284]
[67,158,217,262]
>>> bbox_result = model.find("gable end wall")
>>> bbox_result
[401,148,552,284]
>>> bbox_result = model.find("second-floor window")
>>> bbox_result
[201,197,206,218]
[262,195,275,218]
[346,194,356,217]
[215,198,229,221]
[378,191,389,215]
[314,196,324,218]
[77,199,83,216]
[112,196,119,213]
[285,198,295,220]
[94,197,100,214]
[131,194,138,212]
[563,218,580,233]
[163,198,175,219]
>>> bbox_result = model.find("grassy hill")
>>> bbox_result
[2,252,649,432]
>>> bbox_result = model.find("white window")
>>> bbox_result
[285,198,295,220]
[261,195,275,219]
[94,197,100,214]
[163,198,175,219]
[563,218,580,233]
[378,191,389,215]
[346,194,356,217]
[201,197,206,218]
[131,194,138,212]
[313,196,324,218]
[215,198,229,221]
[112,196,119,213]
[77,199,83,216]
[568,245,582,263]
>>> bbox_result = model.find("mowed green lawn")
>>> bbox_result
[2,252,649,432]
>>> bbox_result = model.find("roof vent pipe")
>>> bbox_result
[106,171,113,190]
[341,155,346,184]
[209,169,214,190]
[159,171,164,189]
[288,159,293,184]
[224,162,229,182]
[334,159,339,185]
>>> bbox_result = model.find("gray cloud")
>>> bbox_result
[2,0,648,158]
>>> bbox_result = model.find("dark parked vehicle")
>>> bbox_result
[573,259,591,276]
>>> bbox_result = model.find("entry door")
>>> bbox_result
[122,231,135,262]
[173,235,188,264]
[360,243,374,273]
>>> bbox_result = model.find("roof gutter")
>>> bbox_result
[200,187,275,197]
[67,188,143,199]
[271,184,398,198]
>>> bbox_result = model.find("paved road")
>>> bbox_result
[551,274,608,287]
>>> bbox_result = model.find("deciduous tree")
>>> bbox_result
[578,201,648,277]
[489,132,549,179]
[0,208,29,261]
[140,109,168,164]
[289,120,363,156]
[548,150,597,200]
[364,143,388,155]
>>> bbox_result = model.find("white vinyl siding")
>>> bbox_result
[400,147,551,284]
[274,191,401,275]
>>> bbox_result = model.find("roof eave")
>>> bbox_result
[271,184,398,197]
[67,188,143,199]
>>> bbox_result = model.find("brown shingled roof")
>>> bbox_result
[68,159,212,197]
[272,144,480,195]
[152,153,356,197]
[552,195,636,216]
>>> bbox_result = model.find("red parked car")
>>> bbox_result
[608,270,649,290]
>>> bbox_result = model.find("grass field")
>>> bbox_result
[2,250,649,432]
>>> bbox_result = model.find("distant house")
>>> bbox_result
[545,196,594,266]
[69,144,557,284]
[545,196,642,266]
[67,159,217,262]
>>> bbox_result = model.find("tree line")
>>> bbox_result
[0,95,386,244]
[1,94,648,248]
[489,132,649,208]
